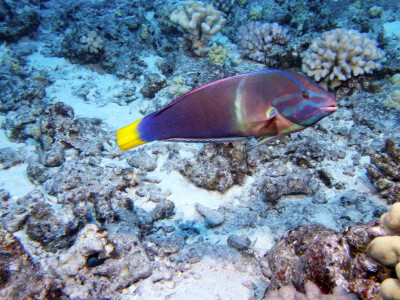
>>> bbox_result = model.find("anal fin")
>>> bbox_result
[162,137,247,143]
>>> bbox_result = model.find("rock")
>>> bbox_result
[262,223,384,299]
[151,263,174,282]
[0,223,66,299]
[0,148,25,169]
[26,201,82,251]
[264,281,358,299]
[56,224,152,297]
[366,139,400,204]
[227,234,251,251]
[0,189,10,202]
[140,73,166,98]
[195,203,225,228]
[6,101,111,157]
[179,143,248,192]
[151,200,175,221]
[94,232,152,289]
[262,167,319,202]
[0,10,40,42]
[27,162,49,184]
[0,190,43,232]
[0,60,46,113]
[41,144,65,167]
[146,232,185,255]
[37,159,136,223]
[127,151,157,172]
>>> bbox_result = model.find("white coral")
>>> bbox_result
[80,31,104,54]
[238,21,290,63]
[169,1,226,56]
[302,28,385,90]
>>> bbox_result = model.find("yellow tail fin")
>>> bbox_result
[116,118,147,150]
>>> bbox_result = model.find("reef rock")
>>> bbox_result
[262,165,319,202]
[227,234,251,251]
[261,223,384,299]
[0,224,65,299]
[26,200,82,252]
[195,203,225,228]
[366,139,400,204]
[56,224,152,298]
[179,143,248,192]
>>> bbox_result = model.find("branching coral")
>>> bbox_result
[238,21,290,66]
[207,43,227,65]
[169,1,226,56]
[80,31,104,54]
[302,28,385,90]
[212,0,235,13]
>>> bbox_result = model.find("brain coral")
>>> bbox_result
[238,21,290,66]
[302,28,385,90]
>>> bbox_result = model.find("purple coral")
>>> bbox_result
[238,21,290,64]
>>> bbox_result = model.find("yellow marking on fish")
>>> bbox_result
[234,77,248,132]
[280,123,304,134]
[116,118,147,150]
[266,107,277,119]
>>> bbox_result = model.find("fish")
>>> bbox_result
[116,69,338,150]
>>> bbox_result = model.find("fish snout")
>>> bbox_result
[321,104,338,113]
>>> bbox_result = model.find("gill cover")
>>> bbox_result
[272,73,336,126]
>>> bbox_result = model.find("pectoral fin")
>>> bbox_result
[247,135,280,150]
[250,107,278,126]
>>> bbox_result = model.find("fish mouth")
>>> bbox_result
[321,104,338,113]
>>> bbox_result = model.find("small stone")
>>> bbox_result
[140,73,166,98]
[27,162,49,184]
[227,234,251,251]
[368,5,383,18]
[0,148,25,169]
[152,200,175,221]
[41,144,65,167]
[127,151,157,172]
[162,226,175,233]
[192,272,202,280]
[0,189,10,202]
[195,203,225,228]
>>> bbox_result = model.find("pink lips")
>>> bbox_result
[322,104,338,113]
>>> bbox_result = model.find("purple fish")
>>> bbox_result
[117,69,338,150]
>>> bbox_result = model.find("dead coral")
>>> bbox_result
[261,223,384,299]
[179,143,248,192]
[366,139,400,204]
[264,281,358,300]
[0,224,66,299]
[55,224,152,298]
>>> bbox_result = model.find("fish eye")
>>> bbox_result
[302,89,310,99]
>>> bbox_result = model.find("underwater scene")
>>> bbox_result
[0,0,400,299]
